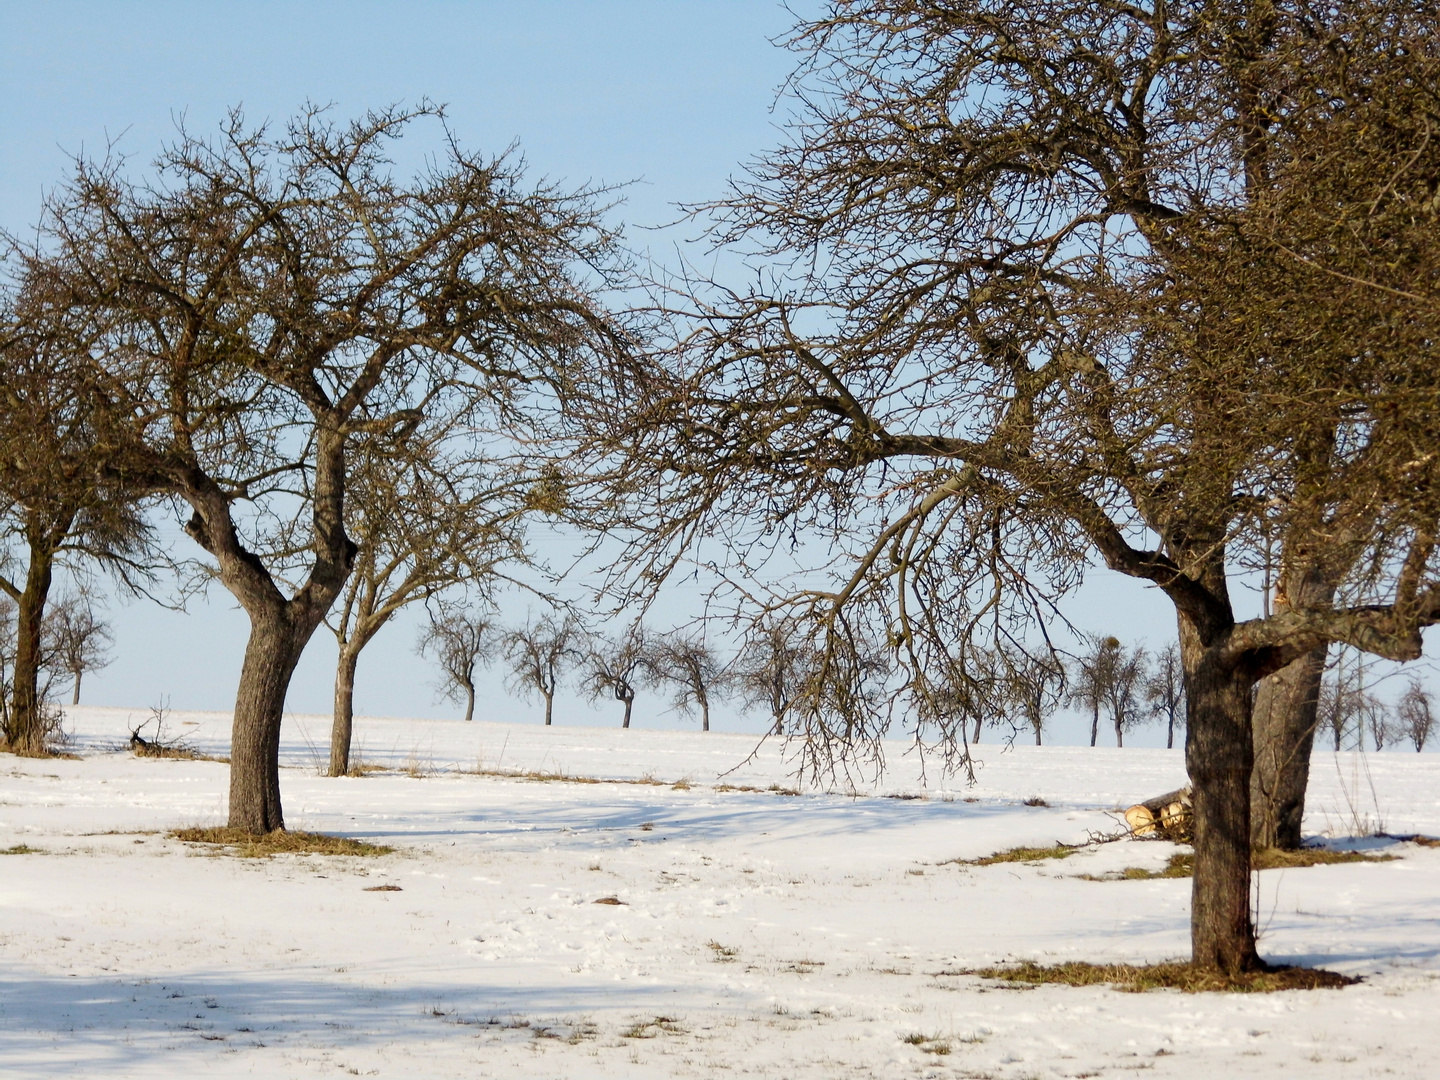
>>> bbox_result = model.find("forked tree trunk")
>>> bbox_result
[329,646,361,777]
[8,544,56,756]
[1182,636,1261,974]
[229,607,312,834]
[1250,645,1324,848]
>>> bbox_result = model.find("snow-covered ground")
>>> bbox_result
[3,706,1439,1079]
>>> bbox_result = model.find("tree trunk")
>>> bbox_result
[1032,719,1041,746]
[328,645,360,777]
[71,670,82,706]
[1249,645,1324,848]
[972,713,982,743]
[622,695,633,728]
[543,690,554,726]
[463,681,475,724]
[1167,710,1176,749]
[1183,640,1260,974]
[1250,568,1334,849]
[228,607,310,834]
[1089,705,1099,747]
[1115,717,1124,748]
[702,701,710,732]
[8,545,55,756]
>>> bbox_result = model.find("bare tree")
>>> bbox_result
[581,625,649,728]
[1361,694,1393,753]
[1146,645,1187,751]
[647,630,727,732]
[1397,679,1434,753]
[572,1,1440,974]
[0,594,15,733]
[732,617,814,736]
[43,591,113,705]
[503,613,579,726]
[998,645,1063,746]
[1070,638,1119,748]
[36,105,627,830]
[0,275,151,754]
[325,437,525,775]
[417,608,496,724]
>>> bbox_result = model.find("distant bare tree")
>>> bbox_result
[1397,679,1435,753]
[1361,694,1393,752]
[503,613,580,726]
[733,618,816,736]
[997,645,1064,746]
[581,625,649,728]
[417,608,497,724]
[1146,645,1187,750]
[43,592,113,705]
[1070,637,1118,748]
[647,630,727,732]
[0,594,15,732]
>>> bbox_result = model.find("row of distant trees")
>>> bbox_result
[0,590,111,729]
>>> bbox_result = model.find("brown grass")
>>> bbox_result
[1087,847,1396,881]
[968,959,1357,993]
[950,844,1077,866]
[1,843,45,855]
[169,827,393,858]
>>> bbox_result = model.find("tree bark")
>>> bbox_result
[463,681,475,724]
[1167,711,1176,749]
[543,690,554,726]
[229,607,310,834]
[1250,570,1334,849]
[1089,705,1099,747]
[1032,721,1041,746]
[328,645,361,776]
[1115,717,1124,748]
[622,695,633,728]
[8,543,56,756]
[71,671,82,706]
[702,700,710,732]
[1183,635,1261,975]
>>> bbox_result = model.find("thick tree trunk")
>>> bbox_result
[1250,645,1324,848]
[702,700,710,732]
[463,682,475,724]
[1167,711,1176,749]
[1032,720,1041,746]
[229,607,310,834]
[1089,706,1099,747]
[328,645,360,777]
[972,713,982,743]
[543,691,554,726]
[1115,718,1124,748]
[8,546,55,756]
[1183,641,1261,974]
[71,671,82,706]
[1250,569,1334,849]
[622,695,633,728]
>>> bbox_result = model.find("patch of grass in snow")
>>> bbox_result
[950,844,1077,866]
[901,1032,952,1055]
[1,843,45,855]
[169,827,393,858]
[620,1015,686,1039]
[1085,847,1396,881]
[969,960,1358,993]
[1023,796,1050,807]
[714,782,801,796]
[707,941,739,962]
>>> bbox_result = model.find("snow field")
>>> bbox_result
[2,706,1439,1078]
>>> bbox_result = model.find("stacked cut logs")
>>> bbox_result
[1123,787,1192,843]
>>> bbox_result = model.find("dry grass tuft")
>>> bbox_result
[951,844,1077,866]
[169,827,393,858]
[1087,847,1396,881]
[1,843,45,855]
[1023,796,1050,807]
[968,959,1358,993]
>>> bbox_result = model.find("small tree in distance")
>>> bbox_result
[503,613,579,726]
[1397,679,1434,752]
[648,630,727,732]
[1146,645,1187,750]
[733,618,814,735]
[418,608,497,724]
[997,645,1063,746]
[44,592,112,705]
[581,625,649,728]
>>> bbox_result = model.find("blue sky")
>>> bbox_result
[6,1,1395,749]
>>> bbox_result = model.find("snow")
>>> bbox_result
[3,706,1439,1078]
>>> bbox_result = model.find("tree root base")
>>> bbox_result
[967,960,1358,993]
[169,826,393,858]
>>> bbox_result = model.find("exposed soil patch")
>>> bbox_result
[968,960,1359,993]
[170,827,393,858]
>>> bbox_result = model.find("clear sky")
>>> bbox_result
[3,2,1422,749]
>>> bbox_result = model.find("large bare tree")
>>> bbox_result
[35,105,628,829]
[573,1,1440,976]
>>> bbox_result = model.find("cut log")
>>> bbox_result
[1122,787,1192,841]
